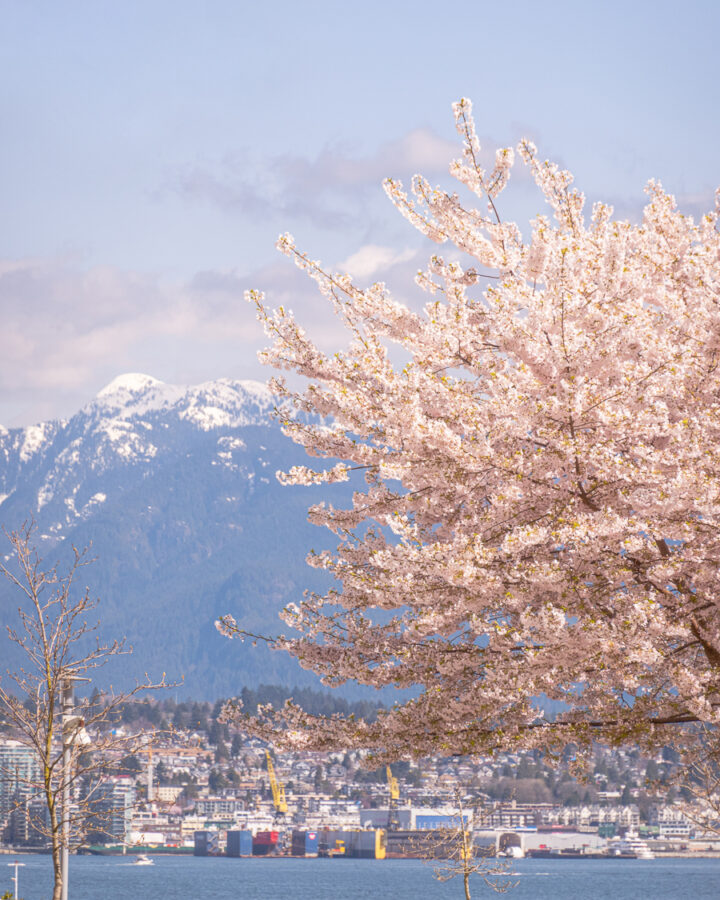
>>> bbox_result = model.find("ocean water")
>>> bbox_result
[3,854,719,900]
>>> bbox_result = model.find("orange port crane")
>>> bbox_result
[265,750,288,822]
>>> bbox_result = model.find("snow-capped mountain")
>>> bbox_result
[1,373,276,525]
[0,375,342,698]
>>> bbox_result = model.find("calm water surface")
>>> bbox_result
[3,854,719,899]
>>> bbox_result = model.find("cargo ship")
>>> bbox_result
[526,847,610,859]
[81,844,193,856]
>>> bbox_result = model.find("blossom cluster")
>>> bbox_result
[222,98,720,760]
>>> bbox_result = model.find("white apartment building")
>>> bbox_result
[0,740,41,825]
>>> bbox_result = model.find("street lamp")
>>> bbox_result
[60,676,91,900]
[7,861,25,900]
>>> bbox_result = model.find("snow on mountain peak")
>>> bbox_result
[19,422,57,463]
[1,372,282,540]
[92,374,185,420]
[177,378,275,431]
[89,373,275,433]
[97,373,165,397]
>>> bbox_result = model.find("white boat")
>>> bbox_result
[607,832,655,859]
[133,854,154,866]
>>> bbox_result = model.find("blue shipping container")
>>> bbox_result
[193,831,220,857]
[291,830,319,856]
[227,830,253,857]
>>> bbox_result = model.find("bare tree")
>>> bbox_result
[425,790,516,899]
[0,522,167,900]
[660,727,720,836]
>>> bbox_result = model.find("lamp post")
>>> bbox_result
[7,861,25,900]
[60,676,90,900]
[61,679,73,900]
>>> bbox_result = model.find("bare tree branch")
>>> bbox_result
[0,522,170,900]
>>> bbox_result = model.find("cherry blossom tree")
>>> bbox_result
[220,98,720,762]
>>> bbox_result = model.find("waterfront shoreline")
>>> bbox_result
[4,854,720,900]
[4,846,720,859]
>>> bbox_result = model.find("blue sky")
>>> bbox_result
[2,0,719,425]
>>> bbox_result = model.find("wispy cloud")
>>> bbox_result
[337,245,418,282]
[5,121,599,428]
[162,127,464,230]
[0,236,431,428]
[0,256,259,426]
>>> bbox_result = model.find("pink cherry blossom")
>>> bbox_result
[221,98,720,762]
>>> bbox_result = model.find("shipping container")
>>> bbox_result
[349,829,386,859]
[226,830,253,857]
[318,829,386,860]
[193,830,220,857]
[252,830,280,856]
[291,830,319,857]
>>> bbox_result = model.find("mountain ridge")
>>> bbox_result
[0,374,354,700]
